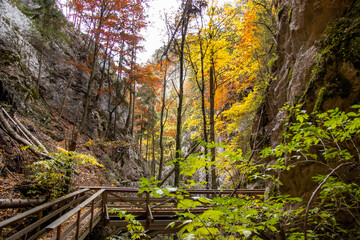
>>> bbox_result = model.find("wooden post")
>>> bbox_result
[145,192,150,227]
[75,211,81,239]
[36,210,43,233]
[102,191,107,221]
[90,199,94,231]
[56,225,61,240]
[58,200,65,217]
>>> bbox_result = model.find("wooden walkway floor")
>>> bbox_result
[0,187,265,239]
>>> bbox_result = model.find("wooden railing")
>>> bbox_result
[45,189,105,240]
[0,189,89,240]
[83,187,265,232]
[0,187,265,239]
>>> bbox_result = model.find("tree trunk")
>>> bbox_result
[158,63,167,181]
[199,32,210,188]
[174,0,191,187]
[151,133,156,178]
[125,86,132,132]
[209,59,217,189]
[70,2,106,150]
[131,83,136,137]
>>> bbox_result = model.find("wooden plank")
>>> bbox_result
[79,210,102,240]
[151,197,176,209]
[46,189,105,231]
[7,195,87,240]
[28,227,47,240]
[56,205,102,240]
[107,196,145,202]
[0,189,89,228]
[107,219,180,230]
[108,196,144,209]
[62,208,102,240]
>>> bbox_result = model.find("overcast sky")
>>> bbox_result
[137,0,179,63]
[137,0,232,64]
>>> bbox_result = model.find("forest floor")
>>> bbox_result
[0,112,115,222]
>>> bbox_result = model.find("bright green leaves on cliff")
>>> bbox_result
[263,104,360,165]
[262,105,360,239]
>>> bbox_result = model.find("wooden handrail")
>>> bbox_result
[81,186,139,192]
[6,195,87,240]
[46,189,105,231]
[81,186,265,196]
[0,188,89,229]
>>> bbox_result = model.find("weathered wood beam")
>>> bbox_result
[0,189,89,229]
[0,199,45,209]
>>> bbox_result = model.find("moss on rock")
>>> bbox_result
[302,2,360,112]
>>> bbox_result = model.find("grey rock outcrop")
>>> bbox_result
[254,0,359,199]
[0,0,145,183]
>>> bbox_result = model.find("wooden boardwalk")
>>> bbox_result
[0,187,265,239]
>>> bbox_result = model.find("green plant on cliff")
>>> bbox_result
[26,147,103,199]
[262,105,360,239]
[32,0,65,34]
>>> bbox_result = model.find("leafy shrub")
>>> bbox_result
[27,147,103,199]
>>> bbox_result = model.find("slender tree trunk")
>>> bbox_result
[151,133,156,178]
[70,11,105,151]
[59,74,74,119]
[114,42,125,138]
[174,0,191,187]
[125,86,132,132]
[158,64,167,181]
[199,33,210,188]
[139,115,143,156]
[96,48,108,101]
[209,58,217,189]
[145,124,149,163]
[104,53,113,139]
[131,83,136,137]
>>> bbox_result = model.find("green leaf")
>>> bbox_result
[243,230,252,238]
[200,210,224,221]
[166,221,176,229]
[194,227,219,236]
[178,199,202,210]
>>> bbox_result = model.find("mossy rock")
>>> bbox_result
[0,48,20,65]
[302,3,360,112]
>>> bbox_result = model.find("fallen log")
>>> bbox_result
[0,198,45,208]
[13,115,48,154]
[0,107,50,159]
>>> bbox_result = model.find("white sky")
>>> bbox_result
[137,0,180,64]
[137,0,232,64]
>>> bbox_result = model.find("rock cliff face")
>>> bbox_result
[254,0,359,198]
[0,0,145,187]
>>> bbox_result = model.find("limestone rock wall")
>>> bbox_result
[0,0,129,137]
[0,0,145,184]
[254,0,359,199]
